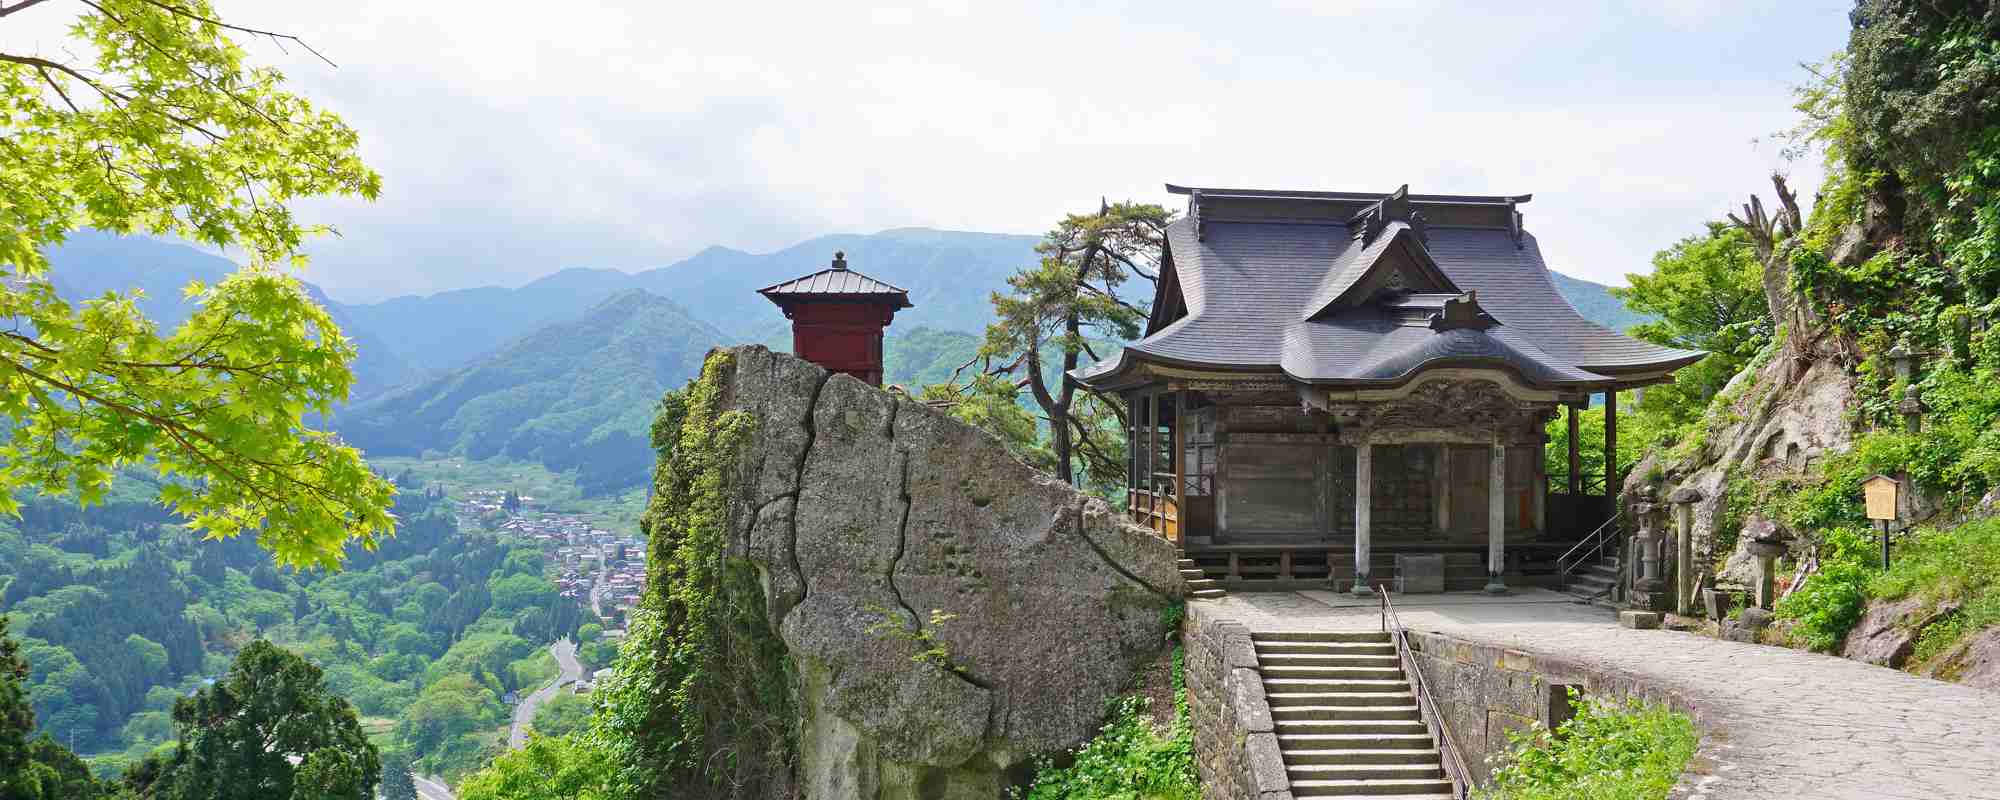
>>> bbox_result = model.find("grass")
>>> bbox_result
[1478,690,1698,800]
[1870,516,2000,669]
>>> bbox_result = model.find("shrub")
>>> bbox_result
[1776,559,1873,652]
[1013,648,1196,800]
[1479,690,1698,800]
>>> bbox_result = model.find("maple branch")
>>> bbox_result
[132,0,338,67]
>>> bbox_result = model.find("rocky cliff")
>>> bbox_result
[602,346,1182,799]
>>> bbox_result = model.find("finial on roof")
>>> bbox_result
[832,251,848,271]
[1428,291,1497,332]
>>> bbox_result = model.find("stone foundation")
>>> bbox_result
[1404,630,1715,793]
[1183,602,1292,800]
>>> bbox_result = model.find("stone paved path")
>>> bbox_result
[1202,589,2000,800]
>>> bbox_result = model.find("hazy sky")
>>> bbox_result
[13,2,1852,301]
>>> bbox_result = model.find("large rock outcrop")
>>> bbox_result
[717,346,1182,799]
[1626,348,1856,584]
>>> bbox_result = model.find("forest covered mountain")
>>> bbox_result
[334,291,726,496]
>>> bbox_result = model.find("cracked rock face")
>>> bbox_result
[718,346,1181,799]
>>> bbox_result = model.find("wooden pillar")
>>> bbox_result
[1532,441,1546,533]
[1485,437,1507,594]
[1152,390,1168,536]
[1352,439,1373,595]
[1172,391,1185,546]
[1603,390,1619,507]
[1126,392,1139,516]
[1434,444,1451,533]
[1566,402,1581,497]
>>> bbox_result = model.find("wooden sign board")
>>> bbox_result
[1862,474,1900,521]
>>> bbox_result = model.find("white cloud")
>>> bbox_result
[13,1,1851,299]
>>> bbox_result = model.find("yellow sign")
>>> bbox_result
[1862,474,1900,521]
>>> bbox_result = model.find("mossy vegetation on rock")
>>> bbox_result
[590,350,803,798]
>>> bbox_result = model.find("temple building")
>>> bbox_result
[759,251,912,387]
[1071,185,1704,593]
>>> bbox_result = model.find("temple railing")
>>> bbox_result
[1377,586,1473,799]
[1125,489,1179,544]
[1556,513,1621,590]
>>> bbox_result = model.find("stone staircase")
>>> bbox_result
[1254,631,1453,799]
[1562,555,1621,604]
[1181,557,1226,599]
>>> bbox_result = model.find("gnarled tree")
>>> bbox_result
[970,202,1172,487]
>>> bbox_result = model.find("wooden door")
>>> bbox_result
[1450,446,1488,535]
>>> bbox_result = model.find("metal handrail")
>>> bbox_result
[1377,587,1473,800]
[1555,513,1620,588]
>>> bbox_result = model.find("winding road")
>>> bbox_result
[508,639,583,750]
[413,773,456,800]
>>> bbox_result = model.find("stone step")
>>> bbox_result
[1282,747,1441,765]
[1252,630,1392,644]
[1266,691,1417,708]
[1190,588,1227,599]
[1286,762,1445,782]
[1178,568,1206,579]
[1177,558,1199,567]
[1263,665,1408,681]
[1272,704,1422,722]
[1275,718,1428,736]
[1185,578,1219,590]
[1255,652,1401,669]
[1276,732,1437,751]
[1569,572,1614,588]
[1287,777,1455,797]
[1263,677,1411,694]
[1256,640,1397,656]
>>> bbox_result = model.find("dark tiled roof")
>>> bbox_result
[758,267,912,306]
[1074,214,1703,389]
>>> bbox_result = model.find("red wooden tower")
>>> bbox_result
[757,251,912,386]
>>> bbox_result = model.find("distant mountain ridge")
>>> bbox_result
[335,290,726,495]
[41,228,1649,495]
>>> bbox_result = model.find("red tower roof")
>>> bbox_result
[757,251,912,308]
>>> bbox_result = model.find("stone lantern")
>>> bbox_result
[1742,516,1788,611]
[1627,486,1670,612]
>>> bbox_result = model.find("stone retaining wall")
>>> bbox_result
[1183,602,1291,800]
[1405,630,1720,796]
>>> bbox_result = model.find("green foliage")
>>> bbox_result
[1014,648,1196,800]
[529,692,593,740]
[592,354,799,797]
[1479,690,1698,800]
[133,640,379,800]
[377,751,418,800]
[457,733,617,800]
[0,0,396,569]
[865,607,965,674]
[1776,559,1875,652]
[1617,224,1774,397]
